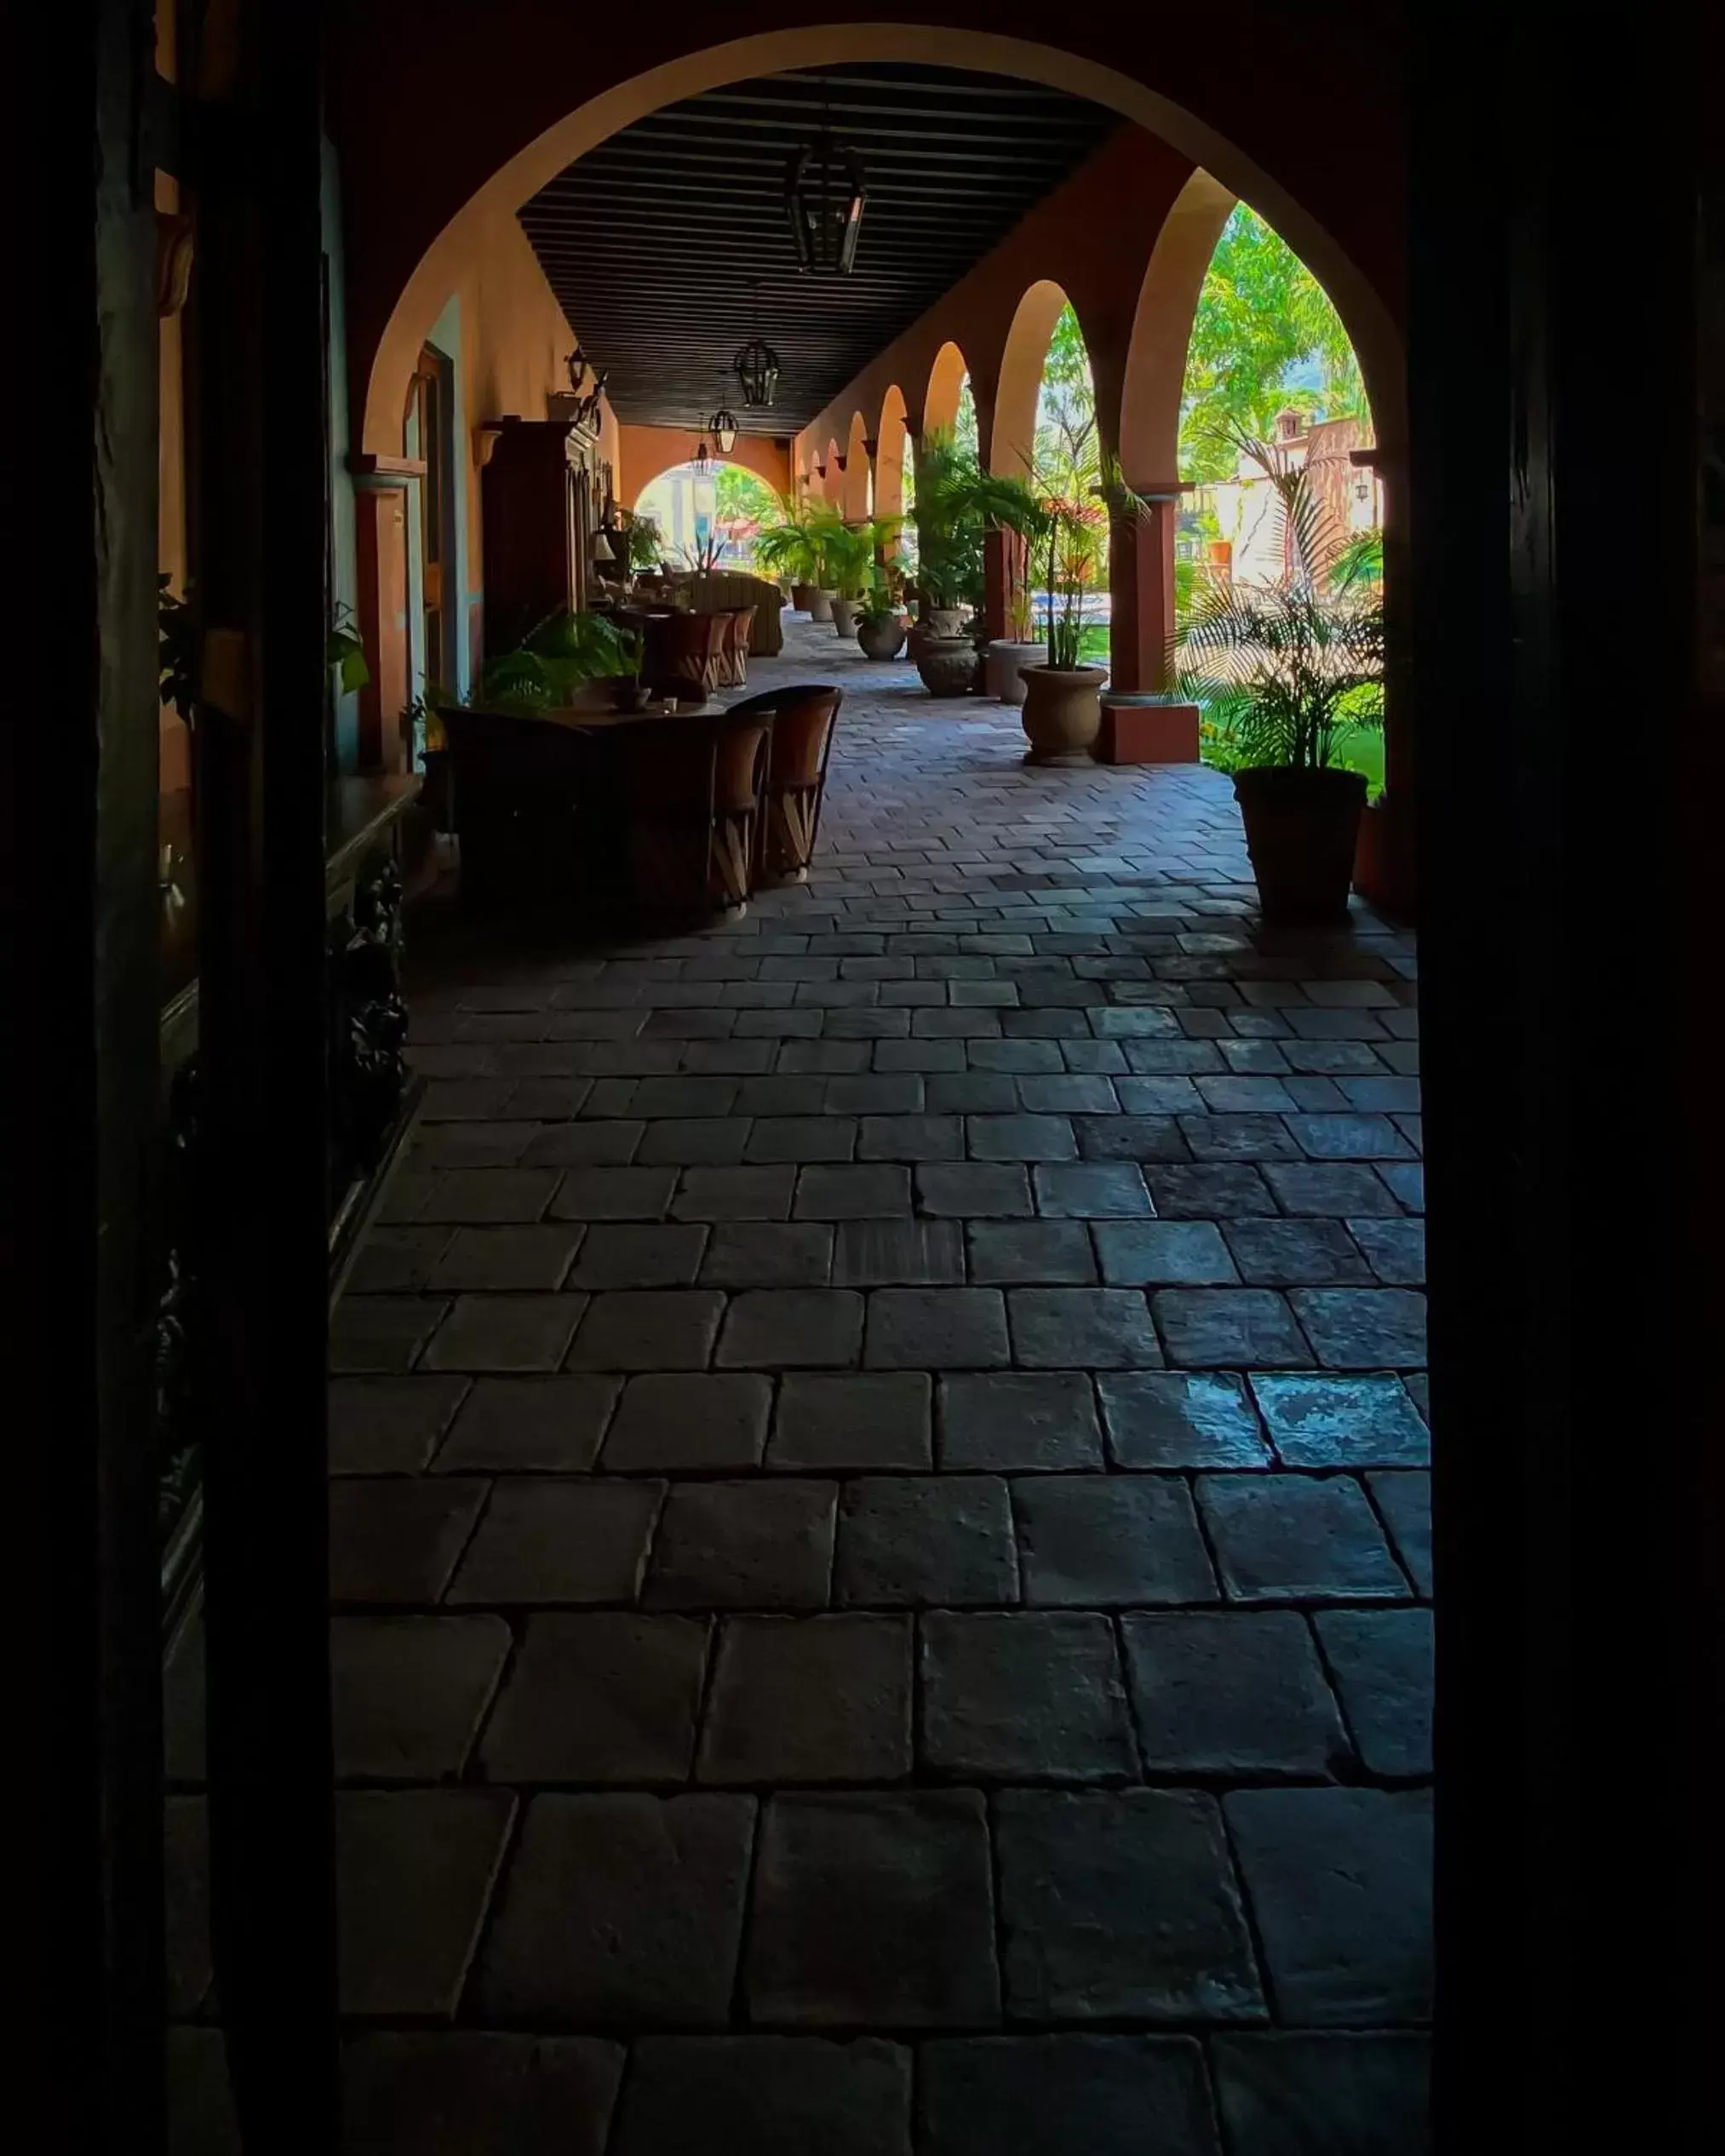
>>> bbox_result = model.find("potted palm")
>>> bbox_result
[1019,495,1109,761]
[820,516,879,639]
[907,428,986,693]
[753,502,825,615]
[1175,436,1384,922]
[856,566,909,659]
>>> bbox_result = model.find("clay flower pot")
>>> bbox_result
[831,597,860,637]
[914,635,981,698]
[1232,765,1367,924]
[790,582,819,613]
[857,611,908,660]
[986,639,1048,707]
[1020,664,1107,762]
[808,588,838,624]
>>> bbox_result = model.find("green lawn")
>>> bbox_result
[1079,626,1385,795]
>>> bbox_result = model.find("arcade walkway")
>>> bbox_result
[172,619,1430,2154]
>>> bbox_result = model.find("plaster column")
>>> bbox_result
[350,459,416,772]
[1108,487,1181,691]
[1351,446,1415,914]
[982,530,1017,643]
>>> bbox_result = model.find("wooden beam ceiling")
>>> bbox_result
[518,63,1118,436]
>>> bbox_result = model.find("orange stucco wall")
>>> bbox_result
[616,426,789,507]
[447,206,618,677]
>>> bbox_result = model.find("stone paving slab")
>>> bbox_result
[698,1614,914,1785]
[746,1792,1000,2026]
[476,1793,756,2026]
[614,2038,910,2156]
[1120,1610,1350,1778]
[920,1612,1136,1782]
[770,1373,933,1471]
[337,1788,516,2017]
[342,2033,624,2156]
[1208,2032,1430,2156]
[479,1613,709,1783]
[918,2036,1220,2156]
[330,1614,509,1780]
[444,1479,662,1607]
[994,1789,1265,2021]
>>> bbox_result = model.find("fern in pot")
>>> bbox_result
[1176,434,1384,922]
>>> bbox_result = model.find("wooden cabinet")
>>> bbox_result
[479,415,612,655]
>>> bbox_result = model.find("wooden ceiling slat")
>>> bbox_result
[519,60,1115,430]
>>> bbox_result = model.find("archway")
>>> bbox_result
[842,410,871,521]
[991,279,1073,478]
[355,26,1403,467]
[633,456,780,571]
[874,383,908,526]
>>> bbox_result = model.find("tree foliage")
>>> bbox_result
[1178,206,1367,481]
[713,462,778,526]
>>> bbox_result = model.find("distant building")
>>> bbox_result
[1198,408,1382,585]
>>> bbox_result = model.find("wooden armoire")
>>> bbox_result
[478,414,612,656]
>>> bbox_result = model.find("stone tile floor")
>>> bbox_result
[168,620,1431,2153]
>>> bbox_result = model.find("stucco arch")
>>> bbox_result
[616,423,788,506]
[923,342,971,442]
[990,279,1073,478]
[874,384,909,526]
[842,411,872,519]
[354,24,1404,467]
[1118,169,1239,484]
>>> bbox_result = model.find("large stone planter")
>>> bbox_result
[986,639,1047,706]
[857,611,908,660]
[914,635,981,698]
[831,598,860,637]
[1021,664,1107,762]
[809,588,838,624]
[924,605,967,639]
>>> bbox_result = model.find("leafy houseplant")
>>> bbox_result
[1174,434,1384,921]
[623,513,666,578]
[680,530,731,577]
[753,502,828,616]
[434,608,642,726]
[856,567,908,661]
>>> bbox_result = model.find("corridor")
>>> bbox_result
[180,620,1430,2153]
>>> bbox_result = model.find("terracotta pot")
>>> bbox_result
[914,635,981,697]
[831,598,859,637]
[808,588,837,623]
[790,581,819,613]
[1020,665,1106,761]
[857,611,908,660]
[1232,765,1367,924]
[986,639,1047,706]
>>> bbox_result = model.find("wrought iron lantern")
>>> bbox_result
[785,118,867,275]
[733,285,781,409]
[691,438,713,477]
[708,405,740,454]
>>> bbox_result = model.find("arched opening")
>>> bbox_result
[1173,202,1384,786]
[874,384,908,525]
[843,410,872,521]
[633,457,781,571]
[923,340,971,443]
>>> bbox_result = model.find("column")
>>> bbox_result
[1098,487,1200,763]
[1350,447,1414,914]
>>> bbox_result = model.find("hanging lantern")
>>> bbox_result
[785,125,867,276]
[691,439,713,476]
[708,405,740,454]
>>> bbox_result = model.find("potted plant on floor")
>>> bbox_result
[906,428,985,693]
[819,514,878,639]
[1175,434,1384,922]
[754,501,827,616]
[986,585,1048,707]
[1019,492,1109,762]
[856,566,909,659]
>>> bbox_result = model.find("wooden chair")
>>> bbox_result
[611,710,772,918]
[643,610,728,702]
[724,685,843,884]
[718,606,756,689]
